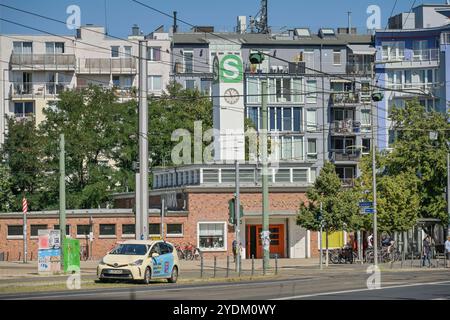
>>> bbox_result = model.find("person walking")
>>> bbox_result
[422,235,432,267]
[445,236,450,268]
[232,240,238,263]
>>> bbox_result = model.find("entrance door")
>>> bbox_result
[246,224,285,259]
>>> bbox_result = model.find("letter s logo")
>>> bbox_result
[220,55,243,83]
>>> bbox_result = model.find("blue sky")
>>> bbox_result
[0,0,430,36]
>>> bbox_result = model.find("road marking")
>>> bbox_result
[4,277,321,300]
[272,280,450,300]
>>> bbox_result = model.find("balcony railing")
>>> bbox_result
[11,53,76,70]
[341,178,355,187]
[76,85,137,100]
[330,92,360,105]
[10,82,71,99]
[330,119,361,135]
[77,58,137,74]
[346,63,372,76]
[331,149,361,162]
[379,48,439,63]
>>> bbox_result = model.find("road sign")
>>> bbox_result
[359,201,373,207]
[364,208,375,214]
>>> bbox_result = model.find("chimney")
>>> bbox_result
[173,11,178,33]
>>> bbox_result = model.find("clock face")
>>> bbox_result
[224,88,240,105]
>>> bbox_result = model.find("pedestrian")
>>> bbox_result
[422,235,432,267]
[232,240,238,262]
[445,236,450,268]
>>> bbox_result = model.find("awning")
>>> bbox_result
[347,44,376,55]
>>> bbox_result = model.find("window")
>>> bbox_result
[306,109,317,131]
[122,76,133,88]
[112,75,120,87]
[14,102,34,118]
[283,108,292,131]
[111,46,120,58]
[248,107,259,129]
[333,49,341,65]
[160,242,173,255]
[362,138,371,154]
[306,80,317,103]
[124,46,132,57]
[198,222,226,250]
[413,40,428,60]
[200,79,211,95]
[13,42,32,54]
[361,109,371,132]
[148,75,162,91]
[54,225,70,235]
[31,225,48,237]
[147,47,161,61]
[46,42,65,54]
[381,41,405,61]
[292,78,304,103]
[183,51,194,73]
[8,225,23,237]
[293,107,301,132]
[279,136,304,160]
[149,223,161,235]
[247,78,260,104]
[185,79,196,90]
[99,224,116,236]
[77,225,90,236]
[167,224,183,236]
[282,136,293,160]
[307,139,317,160]
[122,224,135,235]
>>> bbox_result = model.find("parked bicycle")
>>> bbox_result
[175,243,201,260]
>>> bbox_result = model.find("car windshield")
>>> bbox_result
[109,244,148,255]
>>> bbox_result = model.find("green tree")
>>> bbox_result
[0,163,15,212]
[1,117,44,211]
[386,99,450,223]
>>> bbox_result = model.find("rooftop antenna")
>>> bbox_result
[104,0,108,35]
[173,11,178,33]
[347,11,352,34]
[250,0,270,34]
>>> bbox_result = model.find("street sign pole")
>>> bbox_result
[235,160,240,273]
[261,79,270,274]
[59,133,66,270]
[370,62,378,267]
[22,196,27,264]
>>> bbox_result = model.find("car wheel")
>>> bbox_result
[168,266,178,283]
[142,267,151,285]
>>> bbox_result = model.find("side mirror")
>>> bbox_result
[152,253,159,258]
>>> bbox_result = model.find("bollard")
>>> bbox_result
[200,255,204,278]
[7,251,9,262]
[251,255,254,277]
[213,256,217,278]
[226,256,229,278]
[275,254,278,275]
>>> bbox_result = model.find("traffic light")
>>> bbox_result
[249,52,265,65]
[228,198,244,225]
[371,92,384,102]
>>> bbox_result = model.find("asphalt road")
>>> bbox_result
[1,269,449,300]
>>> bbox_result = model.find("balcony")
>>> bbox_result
[77,58,137,74]
[330,92,359,106]
[171,62,212,78]
[11,54,76,71]
[330,119,361,135]
[244,62,306,75]
[10,82,71,100]
[76,85,136,100]
[346,63,372,76]
[377,48,439,67]
[331,149,361,162]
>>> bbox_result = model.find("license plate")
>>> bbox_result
[108,269,123,274]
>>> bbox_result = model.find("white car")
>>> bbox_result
[97,240,179,284]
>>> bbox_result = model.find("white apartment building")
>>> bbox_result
[0,24,171,144]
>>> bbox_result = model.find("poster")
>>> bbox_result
[38,229,61,274]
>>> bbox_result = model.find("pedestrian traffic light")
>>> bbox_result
[228,198,244,225]
[249,52,265,65]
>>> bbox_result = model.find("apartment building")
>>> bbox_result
[0,24,171,144]
[375,4,450,150]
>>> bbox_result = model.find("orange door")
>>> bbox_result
[251,224,285,259]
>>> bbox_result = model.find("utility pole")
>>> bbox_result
[22,195,27,264]
[447,151,450,236]
[161,197,165,241]
[370,62,378,266]
[138,40,149,241]
[235,160,241,273]
[59,133,66,269]
[261,79,270,273]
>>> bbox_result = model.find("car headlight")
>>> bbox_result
[129,259,143,266]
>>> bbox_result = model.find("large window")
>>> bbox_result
[333,49,341,65]
[307,139,317,160]
[185,79,196,90]
[306,80,317,103]
[147,47,161,61]
[277,136,304,161]
[31,225,48,237]
[306,109,317,131]
[200,79,211,95]
[45,42,65,54]
[183,51,194,73]
[99,224,116,236]
[361,109,371,132]
[54,225,70,235]
[14,102,34,118]
[198,222,226,250]
[148,75,162,91]
[122,224,135,236]
[250,107,302,132]
[8,225,23,237]
[77,225,90,236]
[13,42,33,54]
[167,224,183,237]
[124,46,132,57]
[111,46,120,58]
[247,79,260,104]
[267,78,303,104]
[362,138,371,154]
[381,41,405,61]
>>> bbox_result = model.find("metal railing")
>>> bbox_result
[11,53,76,69]
[330,149,361,162]
[10,82,71,99]
[346,63,372,75]
[330,92,359,105]
[379,48,439,63]
[330,119,361,135]
[77,58,137,74]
